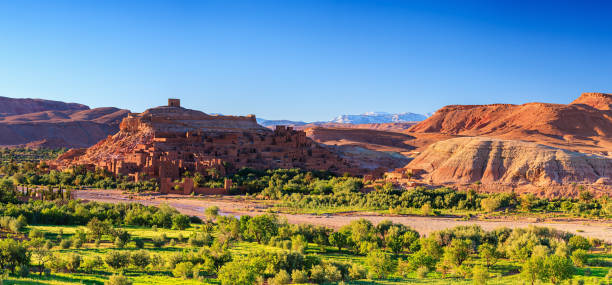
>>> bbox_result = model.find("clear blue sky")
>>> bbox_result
[0,0,610,122]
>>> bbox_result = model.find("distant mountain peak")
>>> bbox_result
[331,112,427,124]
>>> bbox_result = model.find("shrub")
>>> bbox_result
[568,236,591,251]
[134,239,144,249]
[365,250,395,279]
[291,269,309,283]
[173,262,194,279]
[348,263,367,280]
[269,270,291,285]
[152,234,167,247]
[171,214,190,230]
[29,229,44,239]
[188,233,213,247]
[218,260,257,285]
[130,250,150,269]
[416,266,429,279]
[570,249,588,267]
[114,237,126,248]
[105,251,131,270]
[66,254,82,272]
[205,206,220,221]
[15,265,29,277]
[480,197,502,213]
[72,238,83,249]
[543,255,574,284]
[105,274,132,285]
[310,263,342,283]
[82,256,104,273]
[472,265,489,285]
[60,239,72,249]
[166,253,184,269]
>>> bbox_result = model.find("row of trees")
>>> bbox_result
[0,199,609,284]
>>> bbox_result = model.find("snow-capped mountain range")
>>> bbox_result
[257,112,427,127]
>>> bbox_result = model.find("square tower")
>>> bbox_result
[168,98,180,107]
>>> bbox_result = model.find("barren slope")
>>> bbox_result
[407,137,612,196]
[408,92,612,155]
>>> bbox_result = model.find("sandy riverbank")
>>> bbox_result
[75,190,612,242]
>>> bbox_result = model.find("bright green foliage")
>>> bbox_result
[105,274,132,285]
[471,265,489,285]
[365,250,395,279]
[244,214,279,244]
[218,260,258,285]
[442,239,472,267]
[104,251,130,271]
[568,235,591,251]
[269,269,291,285]
[172,262,194,279]
[130,250,150,269]
[0,239,30,274]
[478,243,498,268]
[542,255,574,284]
[329,231,349,251]
[570,249,588,267]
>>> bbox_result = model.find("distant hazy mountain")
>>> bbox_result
[257,118,309,127]
[331,112,427,124]
[257,112,427,127]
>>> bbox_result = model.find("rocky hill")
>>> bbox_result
[405,137,611,196]
[0,97,129,148]
[408,92,612,155]
[0,96,88,116]
[56,99,375,180]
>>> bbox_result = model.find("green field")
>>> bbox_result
[2,222,610,285]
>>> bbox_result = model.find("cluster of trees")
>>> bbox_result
[0,199,609,284]
[0,147,65,163]
[0,159,158,193]
[0,200,194,228]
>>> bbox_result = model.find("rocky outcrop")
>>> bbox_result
[57,99,366,181]
[407,137,612,189]
[570,92,612,110]
[408,93,612,155]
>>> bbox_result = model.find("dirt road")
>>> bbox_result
[76,190,612,242]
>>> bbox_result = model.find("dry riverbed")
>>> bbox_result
[75,189,612,242]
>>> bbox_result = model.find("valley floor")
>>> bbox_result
[75,190,612,242]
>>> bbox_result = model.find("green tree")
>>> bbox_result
[172,262,194,279]
[130,250,150,269]
[442,239,472,267]
[520,255,545,285]
[542,255,574,284]
[87,217,110,240]
[245,214,279,244]
[29,238,51,275]
[472,265,489,285]
[171,214,190,230]
[568,235,591,251]
[0,239,30,274]
[105,251,131,271]
[365,250,395,279]
[205,206,220,222]
[478,243,498,269]
[329,231,349,251]
[218,260,258,285]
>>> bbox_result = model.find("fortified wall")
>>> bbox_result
[57,99,361,194]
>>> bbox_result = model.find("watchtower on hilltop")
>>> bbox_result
[168,98,180,108]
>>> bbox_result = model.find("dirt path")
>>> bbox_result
[76,190,612,242]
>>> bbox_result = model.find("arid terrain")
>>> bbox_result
[0,96,129,148]
[76,189,612,242]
